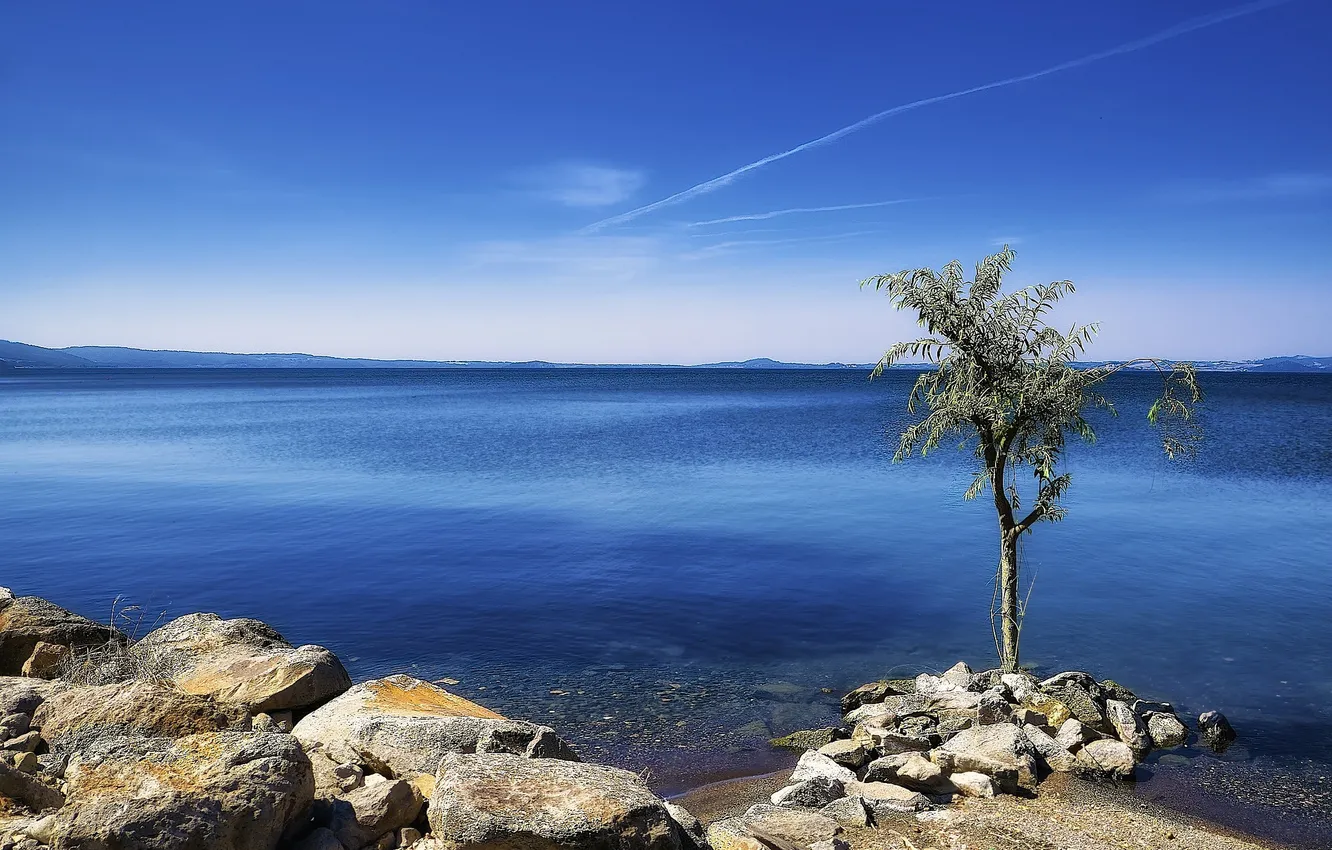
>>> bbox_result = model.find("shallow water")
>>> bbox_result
[2,369,1330,843]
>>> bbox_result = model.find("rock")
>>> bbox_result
[1146,712,1188,750]
[11,751,38,774]
[840,681,904,714]
[1039,672,1100,693]
[977,688,1012,725]
[294,675,577,781]
[1010,707,1047,728]
[929,724,1038,793]
[1042,683,1107,730]
[935,711,975,740]
[946,771,995,798]
[842,703,893,726]
[818,795,869,828]
[134,612,352,713]
[0,757,64,811]
[1017,690,1072,728]
[49,731,314,849]
[770,728,837,751]
[1105,699,1151,757]
[1133,699,1175,717]
[429,752,679,850]
[941,662,973,689]
[36,752,67,778]
[33,680,249,744]
[1020,724,1076,773]
[399,826,424,847]
[1198,711,1237,752]
[0,677,66,718]
[0,711,30,741]
[19,642,70,679]
[0,596,122,675]
[999,673,1036,702]
[1074,738,1136,779]
[326,777,423,850]
[0,731,39,753]
[741,804,843,844]
[1055,718,1098,751]
[291,826,344,850]
[334,761,367,793]
[968,670,1004,693]
[771,775,844,808]
[844,780,931,814]
[789,750,855,785]
[664,801,709,850]
[914,673,964,696]
[1100,680,1137,703]
[862,753,948,793]
[852,723,931,756]
[816,738,870,769]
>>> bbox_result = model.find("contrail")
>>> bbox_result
[687,199,918,227]
[584,0,1293,232]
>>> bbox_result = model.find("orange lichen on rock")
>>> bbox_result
[363,676,505,720]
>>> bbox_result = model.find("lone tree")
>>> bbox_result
[863,247,1201,672]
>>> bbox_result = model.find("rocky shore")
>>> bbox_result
[0,587,1266,850]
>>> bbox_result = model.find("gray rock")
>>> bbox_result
[0,711,30,741]
[1146,712,1188,750]
[1074,738,1136,779]
[1055,718,1098,751]
[399,827,425,848]
[947,771,995,798]
[816,738,871,769]
[999,673,1037,703]
[914,673,964,696]
[935,710,975,740]
[862,752,949,792]
[941,662,973,689]
[739,804,843,845]
[771,775,844,808]
[134,612,351,713]
[430,752,680,850]
[842,702,894,726]
[852,723,931,756]
[664,801,710,850]
[819,795,869,828]
[11,750,38,773]
[840,681,904,714]
[1105,699,1151,757]
[0,596,122,675]
[1038,671,1100,694]
[0,730,40,753]
[929,724,1038,793]
[789,749,856,785]
[1099,680,1137,703]
[48,731,313,849]
[977,688,1012,725]
[1042,682,1107,731]
[294,675,577,781]
[1133,699,1175,717]
[1199,711,1237,752]
[327,777,423,850]
[0,677,67,718]
[844,780,931,814]
[1020,724,1076,773]
[334,761,366,793]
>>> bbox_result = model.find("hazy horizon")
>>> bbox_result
[4,1,1329,363]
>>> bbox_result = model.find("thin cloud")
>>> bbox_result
[687,199,918,227]
[1160,172,1332,203]
[583,0,1293,232]
[527,163,646,208]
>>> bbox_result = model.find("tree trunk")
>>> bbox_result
[998,529,1020,673]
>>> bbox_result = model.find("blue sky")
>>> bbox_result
[2,1,1329,363]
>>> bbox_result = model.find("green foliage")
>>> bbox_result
[862,247,1202,668]
[863,246,1201,532]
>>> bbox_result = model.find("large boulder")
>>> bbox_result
[862,752,949,793]
[323,776,424,849]
[1073,738,1136,779]
[34,680,249,745]
[771,775,844,809]
[1105,699,1151,758]
[0,595,122,675]
[710,805,841,850]
[929,724,1038,793]
[1199,711,1237,752]
[1020,724,1076,773]
[843,780,931,814]
[134,613,351,713]
[0,757,65,811]
[293,675,577,781]
[0,677,68,718]
[1146,712,1188,749]
[428,752,680,850]
[47,731,314,849]
[816,738,871,769]
[840,681,905,714]
[788,750,855,785]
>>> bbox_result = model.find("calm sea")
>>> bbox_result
[2,369,1330,844]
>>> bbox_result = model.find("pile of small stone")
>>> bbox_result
[759,661,1236,824]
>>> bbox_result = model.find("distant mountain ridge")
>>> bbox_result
[1,340,1329,372]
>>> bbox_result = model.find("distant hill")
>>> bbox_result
[1,340,1328,372]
